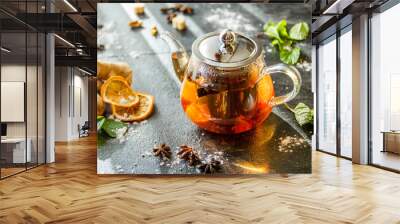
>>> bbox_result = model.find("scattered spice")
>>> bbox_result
[175,4,184,11]
[150,25,158,36]
[180,6,193,14]
[160,7,169,14]
[166,12,177,24]
[205,8,257,33]
[129,20,143,28]
[277,136,306,153]
[177,145,201,166]
[199,158,222,174]
[172,16,186,31]
[153,143,171,159]
[134,3,145,15]
[162,4,192,25]
[160,7,177,14]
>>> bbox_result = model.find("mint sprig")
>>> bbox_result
[285,103,313,127]
[97,115,127,138]
[264,20,309,65]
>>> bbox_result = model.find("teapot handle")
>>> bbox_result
[257,64,302,107]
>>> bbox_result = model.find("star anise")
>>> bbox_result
[153,143,171,159]
[177,145,201,166]
[198,158,222,174]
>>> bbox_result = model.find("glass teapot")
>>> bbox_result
[161,29,301,134]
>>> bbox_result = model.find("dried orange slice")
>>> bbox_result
[97,94,105,116]
[101,76,139,107]
[112,92,154,122]
[109,70,132,85]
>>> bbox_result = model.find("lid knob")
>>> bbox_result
[219,29,236,54]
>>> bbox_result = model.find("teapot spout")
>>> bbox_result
[160,32,189,82]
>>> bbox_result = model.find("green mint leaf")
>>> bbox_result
[293,103,314,126]
[264,20,289,43]
[97,116,105,131]
[265,23,283,43]
[279,47,300,65]
[272,39,293,52]
[263,21,275,32]
[102,118,127,138]
[289,22,309,41]
[276,20,289,39]
[271,39,281,50]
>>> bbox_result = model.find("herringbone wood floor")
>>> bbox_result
[0,136,399,224]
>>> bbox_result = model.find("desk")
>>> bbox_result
[1,138,32,163]
[382,131,400,154]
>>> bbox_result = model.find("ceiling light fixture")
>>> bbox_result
[1,47,11,53]
[63,0,78,12]
[54,34,75,48]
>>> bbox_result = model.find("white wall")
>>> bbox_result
[72,73,89,138]
[1,65,39,138]
[54,67,89,141]
[55,66,69,141]
[1,64,46,164]
[1,65,26,139]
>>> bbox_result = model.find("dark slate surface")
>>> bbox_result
[97,3,312,174]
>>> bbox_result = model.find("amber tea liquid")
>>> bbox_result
[180,66,275,134]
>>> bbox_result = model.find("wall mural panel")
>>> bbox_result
[97,3,313,175]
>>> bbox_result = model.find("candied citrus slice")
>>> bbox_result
[101,76,139,107]
[112,92,154,122]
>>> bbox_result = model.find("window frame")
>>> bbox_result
[315,24,353,161]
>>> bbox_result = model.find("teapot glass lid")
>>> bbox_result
[193,29,262,68]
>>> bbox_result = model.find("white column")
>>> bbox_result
[312,45,317,150]
[46,33,55,163]
[352,14,369,164]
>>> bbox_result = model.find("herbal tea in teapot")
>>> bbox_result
[180,60,275,134]
[162,29,301,134]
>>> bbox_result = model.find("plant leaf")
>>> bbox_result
[263,21,275,32]
[264,20,289,43]
[293,103,314,126]
[276,20,289,39]
[101,118,127,138]
[289,22,309,41]
[265,23,283,43]
[271,39,281,50]
[279,47,300,65]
